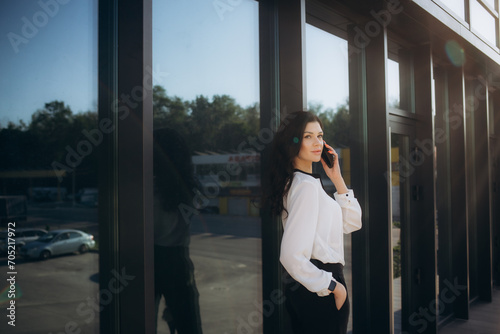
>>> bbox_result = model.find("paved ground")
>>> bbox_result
[439,287,500,334]
[0,204,268,334]
[0,232,265,334]
[0,252,100,334]
[157,233,263,334]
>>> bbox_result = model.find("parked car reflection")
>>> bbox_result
[0,228,47,254]
[78,188,98,207]
[19,229,95,260]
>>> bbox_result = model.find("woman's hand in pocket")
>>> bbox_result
[332,282,347,310]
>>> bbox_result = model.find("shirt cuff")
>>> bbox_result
[334,189,355,205]
[316,274,335,297]
[317,287,331,297]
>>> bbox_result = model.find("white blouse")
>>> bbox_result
[280,170,362,296]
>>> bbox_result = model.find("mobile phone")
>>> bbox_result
[321,145,334,168]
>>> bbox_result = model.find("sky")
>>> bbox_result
[152,1,349,113]
[0,0,348,126]
[0,0,98,125]
[152,0,260,109]
[0,0,494,125]
[305,24,349,110]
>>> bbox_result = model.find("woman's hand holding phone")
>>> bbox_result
[321,141,349,194]
[321,145,334,168]
[320,141,339,176]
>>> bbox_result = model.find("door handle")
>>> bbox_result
[415,268,421,284]
[412,185,422,201]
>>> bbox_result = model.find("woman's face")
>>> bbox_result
[294,121,324,168]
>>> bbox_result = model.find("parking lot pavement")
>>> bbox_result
[0,235,263,334]
[0,252,100,334]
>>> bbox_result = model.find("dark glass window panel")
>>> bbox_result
[152,1,261,333]
[388,41,414,113]
[0,1,99,333]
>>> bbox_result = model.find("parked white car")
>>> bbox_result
[79,188,98,207]
[0,228,47,254]
[19,229,95,260]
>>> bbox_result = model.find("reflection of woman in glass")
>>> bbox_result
[266,111,362,334]
[153,128,203,334]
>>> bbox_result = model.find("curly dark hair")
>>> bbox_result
[264,111,323,217]
[153,127,196,212]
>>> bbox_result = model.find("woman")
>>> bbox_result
[153,128,203,334]
[266,111,362,334]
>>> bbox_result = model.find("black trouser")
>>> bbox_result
[285,260,349,334]
[154,245,203,334]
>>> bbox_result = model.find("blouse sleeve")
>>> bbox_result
[280,180,333,296]
[334,189,362,234]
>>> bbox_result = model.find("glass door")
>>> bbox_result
[389,120,416,334]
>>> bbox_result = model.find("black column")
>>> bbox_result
[474,76,493,302]
[117,0,154,332]
[98,0,120,332]
[260,1,306,333]
[448,66,470,320]
[259,0,282,333]
[492,90,500,288]
[278,0,306,114]
[348,22,371,334]
[411,43,438,334]
[98,0,155,333]
[364,25,392,334]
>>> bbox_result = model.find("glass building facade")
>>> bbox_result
[0,0,499,333]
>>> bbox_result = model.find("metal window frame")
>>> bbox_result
[98,0,154,333]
